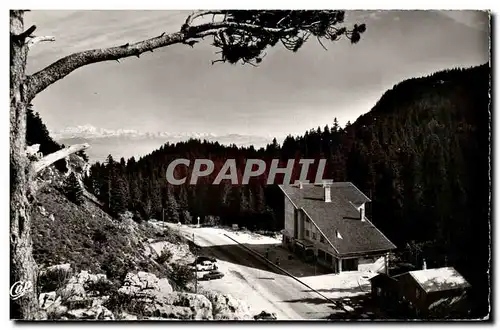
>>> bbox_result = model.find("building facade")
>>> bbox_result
[280,182,396,273]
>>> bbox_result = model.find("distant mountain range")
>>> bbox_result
[52,125,276,163]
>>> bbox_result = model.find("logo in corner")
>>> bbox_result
[10,281,33,300]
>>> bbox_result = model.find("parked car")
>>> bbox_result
[201,270,224,281]
[196,260,217,272]
[195,256,217,264]
[254,310,277,320]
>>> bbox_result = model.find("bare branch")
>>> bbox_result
[26,36,55,50]
[316,36,328,50]
[184,10,225,27]
[276,13,291,27]
[26,31,185,100]
[242,59,257,67]
[189,21,296,36]
[25,12,362,101]
[211,59,225,65]
[11,24,36,44]
[32,143,89,174]
[25,21,296,101]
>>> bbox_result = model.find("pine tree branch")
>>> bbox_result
[25,31,185,101]
[184,10,226,27]
[24,20,297,101]
[25,13,357,101]
[31,143,89,174]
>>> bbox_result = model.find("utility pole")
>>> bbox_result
[193,233,198,294]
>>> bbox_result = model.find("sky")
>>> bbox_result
[25,10,490,140]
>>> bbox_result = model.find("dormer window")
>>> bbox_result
[336,230,343,239]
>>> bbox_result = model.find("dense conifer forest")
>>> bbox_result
[29,63,490,317]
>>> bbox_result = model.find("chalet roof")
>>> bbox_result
[279,182,396,256]
[395,267,471,293]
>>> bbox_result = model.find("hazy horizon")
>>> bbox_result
[24,10,490,161]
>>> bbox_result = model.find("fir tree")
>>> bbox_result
[165,185,180,223]
[64,172,84,205]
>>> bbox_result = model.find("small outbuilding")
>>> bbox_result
[393,266,471,317]
[370,273,399,302]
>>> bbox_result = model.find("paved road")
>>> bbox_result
[166,224,336,320]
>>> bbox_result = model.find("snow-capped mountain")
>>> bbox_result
[52,124,219,140]
[52,125,276,163]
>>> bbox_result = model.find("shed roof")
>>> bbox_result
[395,267,471,293]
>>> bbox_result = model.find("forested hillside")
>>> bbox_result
[83,63,490,317]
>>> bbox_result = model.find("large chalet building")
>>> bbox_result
[279,181,396,273]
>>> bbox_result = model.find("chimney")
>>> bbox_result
[360,205,365,221]
[422,259,427,270]
[324,185,331,203]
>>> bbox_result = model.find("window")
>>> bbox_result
[415,288,420,299]
[312,232,316,240]
[320,235,325,243]
[318,249,326,260]
[305,230,310,237]
[326,253,333,263]
[376,287,382,296]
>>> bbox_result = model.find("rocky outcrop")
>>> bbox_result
[37,268,113,320]
[141,292,213,320]
[37,265,249,320]
[118,271,173,296]
[66,305,114,320]
[202,291,252,320]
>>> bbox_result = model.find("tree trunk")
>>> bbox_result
[10,10,39,320]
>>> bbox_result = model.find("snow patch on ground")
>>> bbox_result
[168,225,282,247]
[300,271,376,300]
[149,240,194,264]
[224,229,282,245]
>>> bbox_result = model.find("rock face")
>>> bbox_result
[37,267,249,320]
[39,291,57,309]
[114,272,214,320]
[141,292,213,320]
[38,268,114,320]
[203,291,252,320]
[67,305,114,320]
[59,270,111,309]
[68,270,107,286]
[118,271,173,296]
